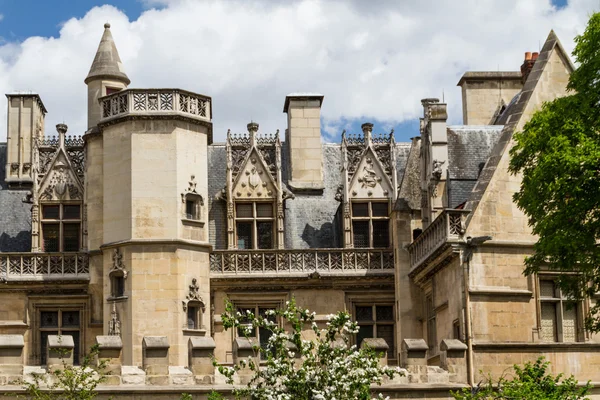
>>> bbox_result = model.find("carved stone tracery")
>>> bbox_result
[110,248,128,279]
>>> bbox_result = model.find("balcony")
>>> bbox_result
[99,89,212,124]
[0,253,90,282]
[407,209,470,272]
[210,248,394,276]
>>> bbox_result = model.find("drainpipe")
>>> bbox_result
[462,235,492,387]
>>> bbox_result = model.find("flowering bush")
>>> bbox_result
[216,298,402,400]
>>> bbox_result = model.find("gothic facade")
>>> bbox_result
[0,24,599,398]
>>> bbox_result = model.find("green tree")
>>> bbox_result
[509,12,600,331]
[452,357,590,400]
[15,344,107,400]
[214,298,402,400]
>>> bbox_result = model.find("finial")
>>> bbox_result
[56,123,68,135]
[104,22,111,29]
[247,121,259,133]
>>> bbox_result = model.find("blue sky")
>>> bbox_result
[0,0,590,143]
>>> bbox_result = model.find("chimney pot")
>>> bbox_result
[532,52,539,60]
[525,51,532,61]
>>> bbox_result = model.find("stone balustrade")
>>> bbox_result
[210,248,394,275]
[407,209,470,270]
[0,253,90,281]
[99,89,211,123]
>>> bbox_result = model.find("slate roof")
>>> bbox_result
[0,144,32,252]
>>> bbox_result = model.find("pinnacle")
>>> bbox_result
[85,23,130,85]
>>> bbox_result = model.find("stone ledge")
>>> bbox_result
[0,335,24,348]
[403,339,428,352]
[143,336,169,349]
[48,335,74,349]
[96,335,123,350]
[234,337,258,351]
[189,337,216,350]
[362,338,389,351]
[440,339,467,352]
[287,180,325,192]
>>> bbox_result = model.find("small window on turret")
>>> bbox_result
[105,87,121,95]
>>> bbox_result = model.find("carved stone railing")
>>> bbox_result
[210,249,394,275]
[0,253,90,281]
[407,209,470,270]
[99,89,211,123]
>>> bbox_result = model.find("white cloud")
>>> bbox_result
[0,0,596,143]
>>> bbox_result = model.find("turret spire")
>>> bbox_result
[84,23,130,85]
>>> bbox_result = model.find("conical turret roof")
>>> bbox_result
[85,23,130,85]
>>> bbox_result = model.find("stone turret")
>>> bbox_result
[85,23,130,130]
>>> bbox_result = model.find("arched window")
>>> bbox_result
[186,300,205,330]
[110,270,125,298]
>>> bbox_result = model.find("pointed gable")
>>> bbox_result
[232,147,277,200]
[38,147,83,201]
[348,147,393,199]
[464,30,574,239]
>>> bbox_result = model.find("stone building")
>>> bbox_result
[0,24,598,398]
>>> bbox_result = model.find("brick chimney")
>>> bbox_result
[520,51,538,83]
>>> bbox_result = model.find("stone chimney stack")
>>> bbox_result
[4,93,47,188]
[283,93,325,191]
[520,51,538,83]
[420,98,449,227]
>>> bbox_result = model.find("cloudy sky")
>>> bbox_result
[0,0,595,143]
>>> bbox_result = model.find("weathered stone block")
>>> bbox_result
[401,338,428,367]
[188,336,216,376]
[169,366,194,385]
[121,366,146,385]
[0,334,24,378]
[440,339,468,383]
[95,335,122,376]
[47,335,74,370]
[142,336,169,376]
[361,338,389,367]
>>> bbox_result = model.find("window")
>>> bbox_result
[354,304,395,359]
[539,279,580,342]
[351,202,389,248]
[426,295,436,351]
[187,302,204,330]
[39,310,81,365]
[183,194,203,221]
[235,203,274,249]
[236,306,277,356]
[41,204,81,252]
[110,272,125,298]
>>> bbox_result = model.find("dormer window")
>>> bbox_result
[41,204,81,252]
[235,202,274,249]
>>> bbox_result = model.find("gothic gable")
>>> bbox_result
[348,147,392,199]
[231,147,277,200]
[37,148,83,201]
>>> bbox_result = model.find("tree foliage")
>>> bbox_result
[215,299,402,400]
[452,357,590,400]
[509,12,600,331]
[15,344,107,400]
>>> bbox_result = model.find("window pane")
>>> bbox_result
[236,222,253,249]
[352,203,369,217]
[372,221,389,248]
[63,224,80,252]
[259,326,274,355]
[185,200,195,219]
[236,204,253,218]
[357,325,374,350]
[371,203,388,217]
[42,224,60,252]
[355,306,373,321]
[562,303,577,343]
[540,302,557,342]
[111,275,125,297]
[63,205,81,220]
[187,307,198,330]
[42,205,60,219]
[63,330,80,365]
[61,311,80,328]
[540,281,556,298]
[376,306,394,321]
[40,330,59,365]
[376,325,395,358]
[256,203,273,218]
[257,222,273,249]
[40,311,59,328]
[353,221,369,248]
